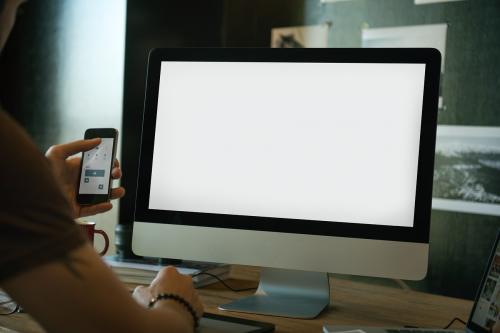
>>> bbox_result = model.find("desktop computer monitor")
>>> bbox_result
[133,48,441,318]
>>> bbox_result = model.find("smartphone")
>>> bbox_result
[77,128,119,205]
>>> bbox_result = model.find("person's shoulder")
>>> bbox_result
[0,109,46,162]
[0,109,37,147]
[0,109,56,201]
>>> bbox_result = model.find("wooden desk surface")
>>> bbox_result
[0,265,473,333]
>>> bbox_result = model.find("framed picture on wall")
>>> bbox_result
[271,24,329,48]
[432,125,500,216]
[362,23,447,111]
[362,23,447,72]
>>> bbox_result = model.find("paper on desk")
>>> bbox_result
[323,329,367,333]
[103,259,200,275]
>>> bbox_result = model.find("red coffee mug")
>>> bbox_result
[78,221,110,256]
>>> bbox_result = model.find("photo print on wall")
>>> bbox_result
[271,24,329,48]
[432,126,500,216]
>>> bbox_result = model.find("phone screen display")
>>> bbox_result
[78,138,114,195]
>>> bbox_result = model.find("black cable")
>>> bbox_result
[192,271,257,292]
[443,317,467,329]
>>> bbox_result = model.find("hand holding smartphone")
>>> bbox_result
[77,128,119,205]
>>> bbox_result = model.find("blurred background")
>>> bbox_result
[0,0,499,300]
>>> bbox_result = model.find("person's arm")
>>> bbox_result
[0,113,203,333]
[493,321,500,333]
[2,244,203,333]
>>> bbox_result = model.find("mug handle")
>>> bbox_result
[94,229,110,256]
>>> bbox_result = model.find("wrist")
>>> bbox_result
[152,299,195,328]
[149,293,199,328]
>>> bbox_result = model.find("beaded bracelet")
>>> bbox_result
[148,293,199,328]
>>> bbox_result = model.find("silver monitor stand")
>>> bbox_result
[219,268,330,319]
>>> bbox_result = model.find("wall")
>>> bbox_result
[120,0,225,226]
[0,0,127,254]
[223,0,306,47]
[302,0,500,299]
[304,0,500,126]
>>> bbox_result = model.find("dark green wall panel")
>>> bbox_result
[304,0,500,299]
[415,210,500,298]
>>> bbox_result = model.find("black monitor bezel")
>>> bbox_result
[135,48,441,244]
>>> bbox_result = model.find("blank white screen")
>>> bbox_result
[149,61,426,227]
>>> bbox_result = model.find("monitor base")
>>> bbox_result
[219,268,330,319]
